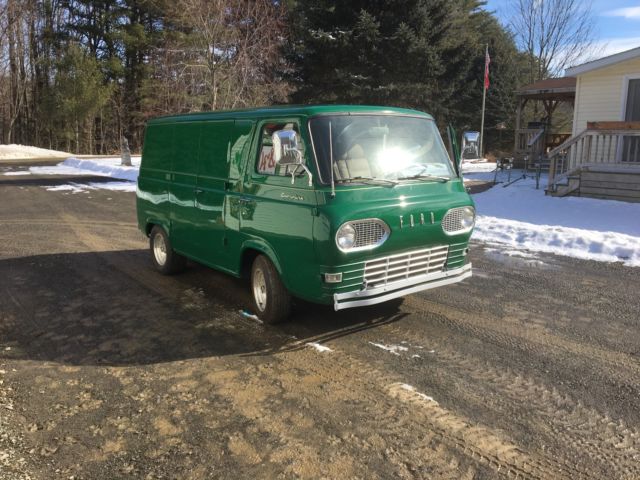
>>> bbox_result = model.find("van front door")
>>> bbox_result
[240,120,318,296]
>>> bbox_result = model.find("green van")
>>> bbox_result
[137,105,475,323]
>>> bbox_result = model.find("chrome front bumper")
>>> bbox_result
[333,263,472,311]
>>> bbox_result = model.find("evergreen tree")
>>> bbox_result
[288,0,530,152]
[52,42,111,152]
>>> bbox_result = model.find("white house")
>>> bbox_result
[546,47,640,202]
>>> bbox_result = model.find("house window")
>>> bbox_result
[623,78,640,163]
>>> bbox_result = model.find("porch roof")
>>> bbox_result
[517,77,576,101]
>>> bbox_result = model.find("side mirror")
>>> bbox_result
[272,130,301,165]
[446,124,461,177]
[271,129,313,187]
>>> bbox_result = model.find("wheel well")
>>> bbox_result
[240,248,261,279]
[145,222,156,237]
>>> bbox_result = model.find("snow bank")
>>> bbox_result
[0,144,71,159]
[30,156,140,181]
[474,216,640,266]
[470,172,640,267]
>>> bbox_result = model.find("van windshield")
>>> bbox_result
[309,115,455,185]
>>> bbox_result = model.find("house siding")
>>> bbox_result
[572,56,640,135]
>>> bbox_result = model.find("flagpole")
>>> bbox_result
[479,44,488,160]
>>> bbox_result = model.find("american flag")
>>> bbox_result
[484,48,491,90]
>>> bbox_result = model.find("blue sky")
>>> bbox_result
[484,0,640,63]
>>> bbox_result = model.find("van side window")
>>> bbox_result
[256,122,305,176]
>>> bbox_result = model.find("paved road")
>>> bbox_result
[1,168,640,479]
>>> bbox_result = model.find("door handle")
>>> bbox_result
[194,188,204,195]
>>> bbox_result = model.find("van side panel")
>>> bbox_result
[137,123,174,234]
[170,121,201,254]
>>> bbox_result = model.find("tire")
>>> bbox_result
[149,225,186,275]
[250,255,291,324]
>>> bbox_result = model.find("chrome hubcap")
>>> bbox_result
[253,268,267,312]
[153,233,167,266]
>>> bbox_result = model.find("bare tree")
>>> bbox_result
[144,0,289,117]
[511,0,599,81]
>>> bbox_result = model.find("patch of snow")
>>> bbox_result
[45,184,87,194]
[461,161,496,174]
[44,181,136,194]
[88,181,136,192]
[398,383,439,405]
[3,170,31,176]
[306,342,333,353]
[0,144,71,159]
[470,172,640,267]
[369,342,409,356]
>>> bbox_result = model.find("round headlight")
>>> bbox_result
[460,206,475,229]
[336,223,356,250]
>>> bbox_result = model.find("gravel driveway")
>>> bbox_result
[1,167,640,479]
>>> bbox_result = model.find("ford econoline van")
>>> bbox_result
[137,105,474,323]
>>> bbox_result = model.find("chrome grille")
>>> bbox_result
[346,219,389,250]
[364,246,449,288]
[442,207,474,235]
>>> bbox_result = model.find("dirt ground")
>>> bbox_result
[1,165,640,479]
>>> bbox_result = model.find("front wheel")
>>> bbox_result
[149,225,186,275]
[250,255,291,324]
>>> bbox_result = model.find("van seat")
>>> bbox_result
[334,145,372,180]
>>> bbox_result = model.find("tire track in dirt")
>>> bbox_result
[0,219,138,228]
[373,315,640,479]
[404,296,640,392]
[272,344,583,479]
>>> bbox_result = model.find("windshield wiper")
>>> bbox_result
[396,173,450,182]
[336,176,398,186]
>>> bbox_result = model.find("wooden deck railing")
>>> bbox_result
[515,128,544,155]
[547,122,640,189]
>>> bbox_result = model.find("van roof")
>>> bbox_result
[147,105,433,124]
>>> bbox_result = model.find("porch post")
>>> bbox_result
[514,97,523,154]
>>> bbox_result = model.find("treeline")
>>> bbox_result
[0,0,532,154]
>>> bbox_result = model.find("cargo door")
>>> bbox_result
[191,120,234,270]
[137,123,174,232]
[170,121,201,255]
